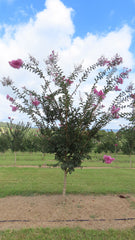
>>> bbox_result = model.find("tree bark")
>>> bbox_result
[63,170,67,197]
[130,154,132,168]
[14,151,16,166]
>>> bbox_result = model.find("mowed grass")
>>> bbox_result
[0,156,135,239]
[1,227,135,240]
[0,151,135,168]
[0,167,135,197]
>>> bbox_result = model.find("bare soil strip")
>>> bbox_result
[0,194,135,230]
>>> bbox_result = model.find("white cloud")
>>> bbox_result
[0,0,134,128]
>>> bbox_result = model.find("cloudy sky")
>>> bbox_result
[0,0,135,129]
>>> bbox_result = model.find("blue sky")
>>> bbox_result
[1,0,135,38]
[0,0,135,128]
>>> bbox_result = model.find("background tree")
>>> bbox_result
[118,85,135,167]
[119,127,135,167]
[24,129,40,153]
[7,118,30,166]
[0,130,9,155]
[1,51,134,196]
[95,130,117,153]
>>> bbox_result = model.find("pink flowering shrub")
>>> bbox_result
[1,51,134,196]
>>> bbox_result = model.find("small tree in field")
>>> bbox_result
[1,51,134,196]
[7,118,30,166]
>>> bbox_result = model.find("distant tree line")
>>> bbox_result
[0,121,135,156]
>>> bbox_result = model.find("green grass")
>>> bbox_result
[0,151,134,168]
[0,151,56,166]
[0,152,135,238]
[0,167,135,197]
[1,227,135,240]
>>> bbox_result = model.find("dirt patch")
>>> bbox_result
[0,194,135,230]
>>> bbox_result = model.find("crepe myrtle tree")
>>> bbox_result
[1,51,134,196]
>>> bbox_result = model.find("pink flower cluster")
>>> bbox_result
[117,77,123,84]
[97,56,110,66]
[131,94,135,100]
[116,68,132,85]
[29,93,40,106]
[103,155,115,164]
[8,116,14,120]
[98,54,123,67]
[32,98,40,107]
[10,105,18,112]
[9,59,23,69]
[45,50,58,65]
[6,94,18,111]
[120,68,131,78]
[94,88,105,99]
[111,105,120,119]
[114,86,121,91]
[66,78,73,85]
[6,94,14,102]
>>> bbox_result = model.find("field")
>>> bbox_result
[0,150,134,168]
[0,151,135,239]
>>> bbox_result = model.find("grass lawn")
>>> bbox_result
[0,167,135,197]
[0,151,134,168]
[1,227,135,240]
[0,152,135,239]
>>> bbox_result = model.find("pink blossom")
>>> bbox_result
[94,88,98,94]
[131,94,135,100]
[120,68,131,78]
[66,79,73,85]
[114,86,121,91]
[46,50,58,65]
[32,99,40,106]
[97,90,105,99]
[115,144,118,146]
[10,105,18,112]
[109,54,123,67]
[111,105,120,114]
[97,56,110,66]
[117,77,123,84]
[94,88,105,99]
[103,155,115,164]
[6,94,14,102]
[9,59,23,69]
[111,105,120,118]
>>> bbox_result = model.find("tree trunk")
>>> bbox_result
[130,154,132,168]
[14,151,16,166]
[63,170,67,197]
[42,152,45,161]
